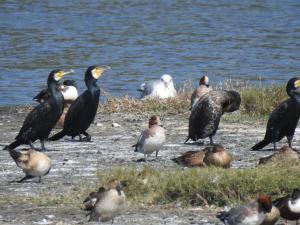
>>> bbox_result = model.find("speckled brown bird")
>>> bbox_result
[186,90,241,145]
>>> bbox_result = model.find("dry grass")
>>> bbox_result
[99,80,287,118]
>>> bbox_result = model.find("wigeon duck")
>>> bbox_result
[88,179,126,224]
[138,74,177,99]
[217,194,272,225]
[3,69,73,151]
[185,90,241,145]
[49,66,110,142]
[8,148,51,183]
[258,146,300,165]
[273,188,300,225]
[203,144,232,168]
[260,205,280,225]
[252,78,300,151]
[171,150,207,167]
[190,75,212,109]
[132,115,166,161]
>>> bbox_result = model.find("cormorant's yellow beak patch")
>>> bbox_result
[54,70,74,81]
[295,80,300,88]
[92,66,110,79]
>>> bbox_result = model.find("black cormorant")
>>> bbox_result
[185,90,241,145]
[252,77,300,151]
[49,65,109,142]
[4,70,73,151]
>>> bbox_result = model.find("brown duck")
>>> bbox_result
[203,144,232,168]
[8,148,51,183]
[258,146,300,165]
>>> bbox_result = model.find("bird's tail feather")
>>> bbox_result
[3,140,21,151]
[251,139,270,151]
[49,131,66,141]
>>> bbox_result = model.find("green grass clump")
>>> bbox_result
[2,164,299,208]
[239,85,286,116]
[96,164,300,207]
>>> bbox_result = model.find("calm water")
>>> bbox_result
[0,0,300,106]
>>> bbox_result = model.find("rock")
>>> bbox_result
[96,122,103,127]
[112,122,121,127]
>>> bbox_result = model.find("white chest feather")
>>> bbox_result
[288,199,300,213]
[62,86,78,101]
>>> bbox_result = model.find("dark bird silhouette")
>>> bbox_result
[4,70,72,151]
[185,90,241,145]
[49,65,109,142]
[252,78,300,151]
[273,188,300,224]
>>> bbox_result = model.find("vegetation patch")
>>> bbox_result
[4,163,299,208]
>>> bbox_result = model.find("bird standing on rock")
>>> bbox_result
[4,69,73,151]
[8,148,51,183]
[186,90,241,145]
[252,77,300,151]
[217,194,272,225]
[190,75,212,110]
[49,65,110,142]
[132,115,166,161]
[138,74,177,99]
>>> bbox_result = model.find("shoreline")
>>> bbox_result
[0,105,296,224]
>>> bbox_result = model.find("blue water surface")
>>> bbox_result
[0,0,299,106]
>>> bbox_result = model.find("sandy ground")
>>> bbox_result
[0,105,294,225]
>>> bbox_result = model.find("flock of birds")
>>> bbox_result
[2,66,300,224]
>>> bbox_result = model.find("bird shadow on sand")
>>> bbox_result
[135,158,160,163]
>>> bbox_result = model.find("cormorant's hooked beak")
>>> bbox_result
[55,69,74,81]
